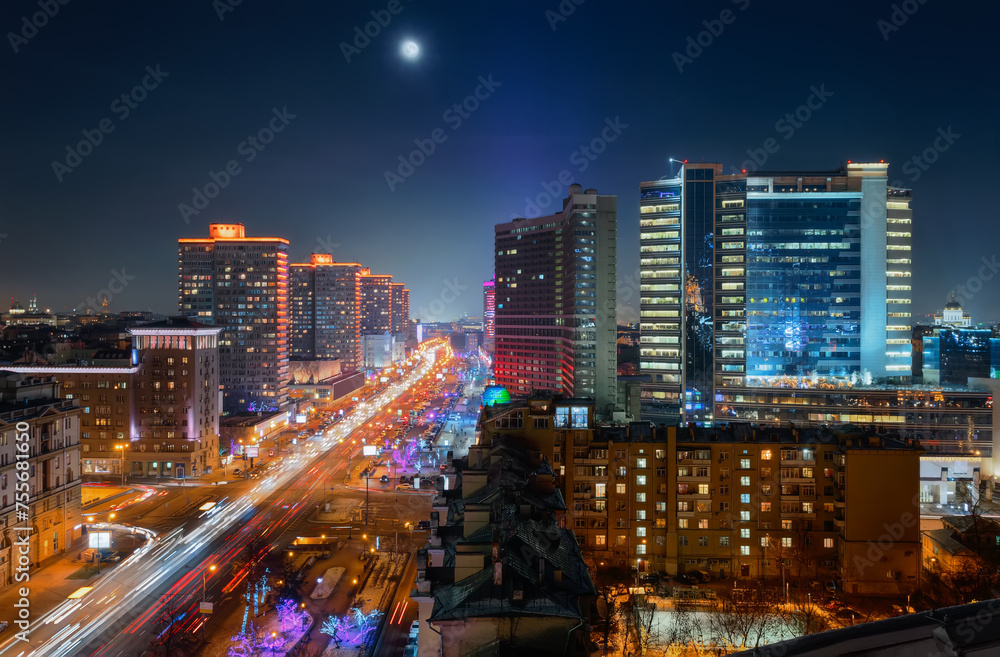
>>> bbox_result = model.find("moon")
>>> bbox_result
[401,40,420,60]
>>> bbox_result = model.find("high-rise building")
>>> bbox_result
[178,223,289,414]
[482,278,495,349]
[289,254,363,370]
[359,272,392,335]
[494,184,618,417]
[640,163,912,425]
[389,282,410,335]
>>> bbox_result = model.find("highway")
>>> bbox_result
[0,341,450,657]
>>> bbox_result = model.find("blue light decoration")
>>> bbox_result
[247,401,278,413]
[482,385,511,407]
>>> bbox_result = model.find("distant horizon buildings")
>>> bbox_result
[639,162,913,425]
[494,184,618,418]
[178,223,289,414]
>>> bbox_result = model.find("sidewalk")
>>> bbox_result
[0,532,137,627]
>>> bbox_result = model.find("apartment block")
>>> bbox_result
[128,319,222,478]
[179,223,289,414]
[360,272,392,335]
[289,255,364,370]
[0,373,83,579]
[389,282,410,336]
[479,396,922,596]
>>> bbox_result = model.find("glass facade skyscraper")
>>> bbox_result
[745,195,861,379]
[640,163,912,426]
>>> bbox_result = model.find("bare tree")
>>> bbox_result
[585,558,629,654]
[620,594,656,657]
[706,585,786,652]
[649,599,701,656]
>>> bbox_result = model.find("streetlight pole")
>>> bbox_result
[115,443,127,487]
[202,564,216,642]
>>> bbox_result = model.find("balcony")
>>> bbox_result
[678,475,711,483]
[779,476,814,484]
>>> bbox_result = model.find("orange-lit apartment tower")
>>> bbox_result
[360,272,393,335]
[289,254,364,371]
[178,223,289,414]
[389,282,410,335]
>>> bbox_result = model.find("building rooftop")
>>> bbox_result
[728,598,1000,657]
[129,317,221,332]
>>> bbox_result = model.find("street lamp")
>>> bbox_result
[114,443,128,486]
[202,564,216,642]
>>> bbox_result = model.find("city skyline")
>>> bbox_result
[1,2,994,323]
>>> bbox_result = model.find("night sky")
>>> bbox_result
[1,1,995,324]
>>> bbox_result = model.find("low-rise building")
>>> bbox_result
[922,514,1000,575]
[411,436,596,657]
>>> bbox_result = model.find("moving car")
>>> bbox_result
[397,483,414,491]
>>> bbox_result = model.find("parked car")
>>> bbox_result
[397,483,414,491]
[409,620,420,638]
[673,574,695,585]
[825,580,838,593]
[233,468,242,475]
[690,570,712,583]
[835,608,858,621]
[417,520,431,529]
